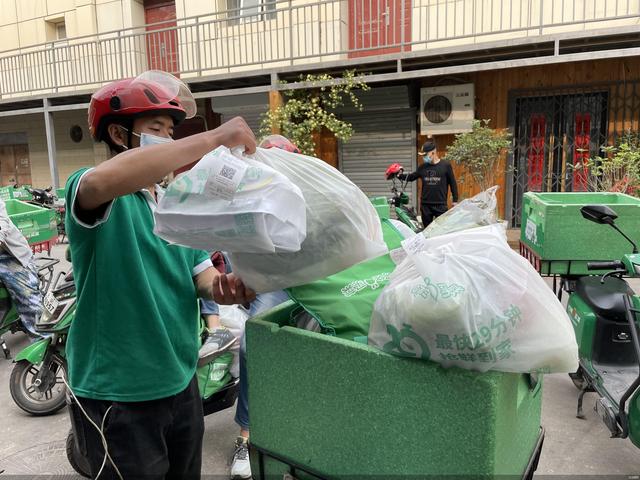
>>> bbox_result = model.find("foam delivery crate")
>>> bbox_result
[246,301,544,480]
[369,196,391,220]
[520,192,640,275]
[0,186,33,201]
[6,199,57,245]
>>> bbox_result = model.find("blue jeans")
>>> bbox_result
[235,290,289,430]
[200,298,219,316]
[0,251,42,337]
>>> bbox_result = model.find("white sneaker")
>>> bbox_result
[230,436,251,479]
[198,327,238,367]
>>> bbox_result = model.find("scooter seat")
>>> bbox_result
[575,276,634,322]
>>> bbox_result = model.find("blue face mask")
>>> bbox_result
[118,126,173,149]
[139,132,173,148]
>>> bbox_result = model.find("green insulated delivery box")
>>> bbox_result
[0,186,33,201]
[520,192,640,275]
[6,199,57,245]
[247,302,544,480]
[369,196,390,220]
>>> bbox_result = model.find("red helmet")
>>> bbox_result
[88,78,187,142]
[260,135,301,154]
[385,163,404,180]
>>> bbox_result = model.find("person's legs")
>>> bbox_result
[431,204,449,220]
[0,252,42,337]
[68,376,204,480]
[232,290,288,479]
[420,205,435,228]
[246,290,290,317]
[166,376,205,479]
[234,333,249,433]
[199,298,237,366]
[231,332,251,479]
[200,299,220,328]
[69,395,171,479]
[235,290,288,431]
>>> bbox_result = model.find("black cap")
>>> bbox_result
[418,140,436,156]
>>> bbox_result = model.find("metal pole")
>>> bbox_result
[539,0,544,34]
[43,99,60,189]
[50,43,58,93]
[289,0,294,64]
[196,17,202,76]
[117,31,124,77]
[400,0,405,48]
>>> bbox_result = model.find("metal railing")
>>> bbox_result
[0,0,638,98]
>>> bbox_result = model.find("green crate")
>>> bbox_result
[0,186,12,201]
[247,302,543,479]
[369,196,390,220]
[0,186,33,201]
[520,192,640,275]
[6,199,57,244]
[56,188,65,200]
[12,186,33,201]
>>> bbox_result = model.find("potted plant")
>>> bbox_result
[443,119,512,192]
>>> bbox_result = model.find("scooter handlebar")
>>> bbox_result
[587,261,625,271]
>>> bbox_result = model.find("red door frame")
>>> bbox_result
[573,113,591,192]
[348,0,411,58]
[144,0,179,74]
[527,114,546,192]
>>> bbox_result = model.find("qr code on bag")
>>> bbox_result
[220,165,237,180]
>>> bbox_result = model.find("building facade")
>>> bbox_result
[0,0,638,223]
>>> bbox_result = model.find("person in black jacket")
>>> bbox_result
[399,140,458,228]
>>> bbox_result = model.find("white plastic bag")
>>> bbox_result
[154,146,307,253]
[423,186,500,238]
[227,147,387,293]
[369,225,578,373]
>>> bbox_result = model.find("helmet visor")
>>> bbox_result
[130,70,197,119]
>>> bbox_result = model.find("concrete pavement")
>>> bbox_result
[0,244,638,477]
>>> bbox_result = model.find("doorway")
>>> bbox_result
[510,91,609,225]
[144,0,179,74]
[348,0,411,58]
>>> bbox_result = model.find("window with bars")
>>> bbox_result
[509,80,640,226]
[226,0,276,24]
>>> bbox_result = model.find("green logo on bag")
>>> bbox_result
[341,273,390,297]
[165,170,208,203]
[209,362,228,382]
[411,277,465,302]
[383,324,431,360]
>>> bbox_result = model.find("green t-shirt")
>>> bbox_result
[65,168,211,401]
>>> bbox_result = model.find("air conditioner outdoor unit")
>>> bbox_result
[420,83,475,135]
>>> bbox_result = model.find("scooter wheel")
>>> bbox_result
[9,358,67,416]
[66,429,91,478]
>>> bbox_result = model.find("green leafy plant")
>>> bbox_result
[260,70,370,156]
[573,131,640,195]
[443,119,512,192]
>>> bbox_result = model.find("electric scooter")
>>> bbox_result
[560,204,640,448]
[0,256,58,359]
[10,267,75,416]
[384,163,422,232]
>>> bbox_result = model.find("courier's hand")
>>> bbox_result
[211,117,257,154]
[213,273,256,305]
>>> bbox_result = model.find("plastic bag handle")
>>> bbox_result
[231,146,247,159]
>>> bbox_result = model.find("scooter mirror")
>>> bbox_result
[580,204,618,225]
